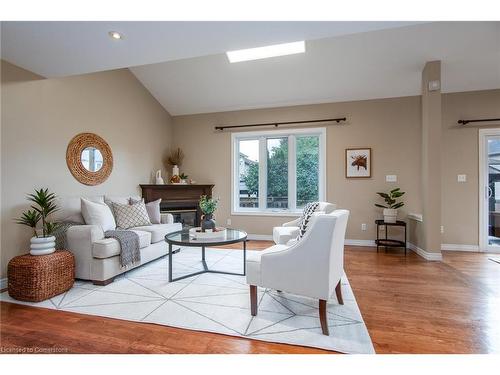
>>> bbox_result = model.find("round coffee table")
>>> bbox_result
[165,228,247,282]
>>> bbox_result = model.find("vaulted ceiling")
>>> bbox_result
[2,21,499,115]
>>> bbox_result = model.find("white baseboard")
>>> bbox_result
[247,236,378,247]
[247,234,273,241]
[407,243,443,261]
[441,243,479,252]
[247,234,444,261]
[0,278,7,290]
[345,239,377,247]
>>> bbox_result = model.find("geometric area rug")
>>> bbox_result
[0,247,375,354]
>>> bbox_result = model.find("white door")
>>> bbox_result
[479,129,500,253]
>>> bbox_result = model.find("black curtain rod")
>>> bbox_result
[458,118,500,125]
[215,117,346,131]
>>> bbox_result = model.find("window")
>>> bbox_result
[232,128,326,215]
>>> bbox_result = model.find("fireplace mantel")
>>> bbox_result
[140,184,214,227]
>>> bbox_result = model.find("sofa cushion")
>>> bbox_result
[273,226,300,245]
[92,230,151,259]
[112,202,152,229]
[130,223,182,244]
[81,198,116,232]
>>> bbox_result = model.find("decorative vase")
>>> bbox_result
[172,165,179,177]
[201,213,216,232]
[30,236,56,256]
[155,170,164,184]
[383,209,398,223]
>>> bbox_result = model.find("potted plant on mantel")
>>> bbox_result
[199,195,219,232]
[15,188,60,256]
[375,188,405,223]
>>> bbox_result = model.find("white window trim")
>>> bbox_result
[231,127,326,216]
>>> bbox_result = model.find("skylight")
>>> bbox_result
[226,41,305,63]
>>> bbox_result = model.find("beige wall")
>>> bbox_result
[173,96,423,240]
[0,60,173,278]
[173,88,500,248]
[441,89,500,245]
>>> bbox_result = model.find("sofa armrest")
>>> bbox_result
[283,217,301,227]
[161,213,174,224]
[67,225,105,280]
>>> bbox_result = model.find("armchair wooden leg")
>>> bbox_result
[250,285,258,316]
[319,299,329,336]
[335,280,344,305]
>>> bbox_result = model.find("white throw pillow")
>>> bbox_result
[81,198,117,232]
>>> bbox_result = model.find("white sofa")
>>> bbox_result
[247,209,349,335]
[272,202,336,245]
[54,195,182,285]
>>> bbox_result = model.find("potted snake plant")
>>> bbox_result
[375,188,405,223]
[15,188,60,255]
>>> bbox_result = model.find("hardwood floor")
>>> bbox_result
[1,241,499,354]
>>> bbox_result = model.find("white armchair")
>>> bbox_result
[272,202,337,245]
[247,209,349,335]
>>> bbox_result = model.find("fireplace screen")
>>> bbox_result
[162,209,197,228]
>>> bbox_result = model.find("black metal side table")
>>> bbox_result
[375,220,407,255]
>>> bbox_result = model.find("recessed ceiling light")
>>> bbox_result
[108,31,123,40]
[226,41,305,63]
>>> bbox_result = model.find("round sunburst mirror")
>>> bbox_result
[66,132,113,186]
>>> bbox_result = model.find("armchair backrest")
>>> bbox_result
[327,210,349,287]
[294,209,349,298]
[261,209,349,300]
[317,201,336,214]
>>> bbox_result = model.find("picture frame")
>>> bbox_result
[345,148,372,178]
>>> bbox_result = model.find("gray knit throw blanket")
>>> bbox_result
[53,221,81,250]
[104,230,141,268]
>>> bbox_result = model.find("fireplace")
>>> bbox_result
[140,184,214,228]
[161,208,197,227]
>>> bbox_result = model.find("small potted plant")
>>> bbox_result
[375,188,405,223]
[199,195,219,232]
[179,173,189,184]
[15,188,60,255]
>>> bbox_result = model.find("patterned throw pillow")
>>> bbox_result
[297,202,320,240]
[112,202,152,229]
[130,198,161,224]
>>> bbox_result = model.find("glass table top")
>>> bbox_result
[165,228,247,246]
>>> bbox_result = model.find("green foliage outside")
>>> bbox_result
[242,136,319,206]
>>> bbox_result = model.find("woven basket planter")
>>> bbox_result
[7,250,75,302]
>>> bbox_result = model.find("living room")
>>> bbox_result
[1,0,500,371]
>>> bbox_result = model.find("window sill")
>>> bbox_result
[231,210,302,217]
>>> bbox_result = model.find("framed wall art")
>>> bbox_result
[345,148,371,178]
